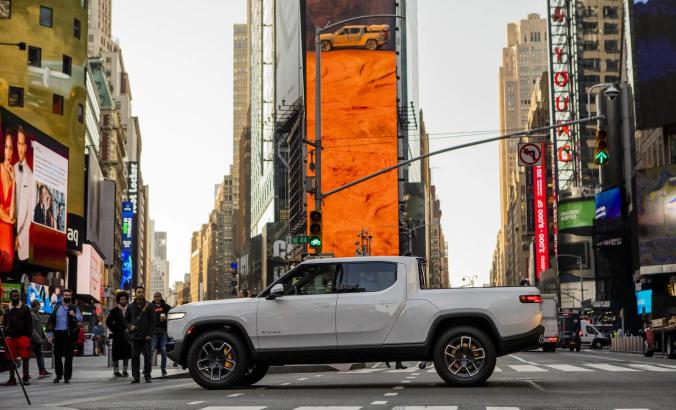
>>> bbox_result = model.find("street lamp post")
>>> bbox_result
[557,254,583,309]
[386,224,425,256]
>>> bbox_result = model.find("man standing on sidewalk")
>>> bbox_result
[106,292,131,377]
[125,286,155,384]
[151,292,172,376]
[47,289,83,384]
[30,300,50,377]
[3,290,33,386]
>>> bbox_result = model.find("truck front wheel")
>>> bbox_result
[321,40,332,51]
[238,363,270,386]
[432,326,496,387]
[187,330,250,390]
[365,39,378,50]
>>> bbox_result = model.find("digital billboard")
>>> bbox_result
[636,289,652,315]
[305,0,399,256]
[26,282,52,314]
[0,107,68,273]
[558,199,595,231]
[632,0,676,130]
[121,201,134,289]
[532,155,549,279]
[636,164,676,273]
[595,187,623,221]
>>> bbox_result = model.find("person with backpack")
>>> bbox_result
[124,286,155,384]
[2,290,33,386]
[30,300,50,377]
[46,289,82,384]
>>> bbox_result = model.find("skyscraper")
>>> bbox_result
[232,24,250,211]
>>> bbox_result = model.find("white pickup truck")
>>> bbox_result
[167,256,543,389]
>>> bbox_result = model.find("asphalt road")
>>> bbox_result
[2,349,675,410]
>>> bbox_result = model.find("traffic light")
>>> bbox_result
[594,129,609,165]
[309,210,322,248]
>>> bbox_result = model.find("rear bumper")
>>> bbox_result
[499,325,545,355]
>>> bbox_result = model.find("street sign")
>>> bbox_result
[518,143,543,167]
[289,236,309,244]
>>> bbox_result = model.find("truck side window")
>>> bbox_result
[341,263,396,293]
[278,264,339,296]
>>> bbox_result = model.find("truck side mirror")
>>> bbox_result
[266,284,284,300]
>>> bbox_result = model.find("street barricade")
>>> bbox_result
[611,336,642,353]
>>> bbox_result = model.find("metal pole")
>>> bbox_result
[408,228,413,256]
[579,258,583,309]
[314,29,322,212]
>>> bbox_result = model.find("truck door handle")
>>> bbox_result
[379,300,396,304]
[314,302,330,307]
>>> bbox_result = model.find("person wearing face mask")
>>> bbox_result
[124,286,156,384]
[106,292,131,377]
[2,289,33,386]
[151,292,172,376]
[92,319,105,356]
[46,289,82,384]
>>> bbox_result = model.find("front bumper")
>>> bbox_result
[499,325,545,355]
[166,338,184,365]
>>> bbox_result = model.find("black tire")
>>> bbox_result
[575,345,581,352]
[432,326,496,387]
[668,335,675,359]
[569,346,574,352]
[592,340,599,349]
[238,363,270,386]
[321,40,332,52]
[187,330,250,390]
[365,39,378,50]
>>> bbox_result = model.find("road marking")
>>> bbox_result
[628,364,676,372]
[571,352,624,362]
[401,380,411,383]
[315,374,323,377]
[391,407,458,410]
[406,376,416,379]
[371,401,388,405]
[509,365,547,372]
[509,354,537,365]
[385,368,417,373]
[188,402,206,405]
[294,408,361,410]
[393,386,405,389]
[652,363,676,369]
[427,368,436,373]
[545,364,594,372]
[199,407,266,410]
[297,377,309,381]
[227,393,244,398]
[493,366,502,372]
[281,382,291,385]
[384,392,398,397]
[345,368,384,374]
[371,362,382,369]
[486,407,520,410]
[412,373,420,376]
[583,363,640,372]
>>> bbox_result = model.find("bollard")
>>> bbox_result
[107,339,112,367]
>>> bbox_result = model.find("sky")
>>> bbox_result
[112,0,546,287]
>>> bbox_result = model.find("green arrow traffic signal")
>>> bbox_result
[309,236,322,248]
[595,151,608,164]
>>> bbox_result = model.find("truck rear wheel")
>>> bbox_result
[365,39,378,50]
[432,326,496,387]
[187,330,249,390]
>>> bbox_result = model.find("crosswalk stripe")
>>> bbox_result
[392,407,458,410]
[385,368,418,373]
[653,363,676,369]
[509,364,547,372]
[583,363,640,372]
[199,407,266,410]
[486,407,520,410]
[227,393,244,398]
[344,368,384,373]
[493,366,502,372]
[294,408,362,410]
[628,364,676,372]
[545,364,594,372]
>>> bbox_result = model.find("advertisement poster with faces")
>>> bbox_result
[0,107,69,273]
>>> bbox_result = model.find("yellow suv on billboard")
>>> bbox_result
[320,24,390,51]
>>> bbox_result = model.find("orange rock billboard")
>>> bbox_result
[305,0,399,256]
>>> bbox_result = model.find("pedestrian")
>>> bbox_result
[2,289,33,386]
[46,288,83,384]
[106,291,132,377]
[125,286,155,384]
[385,361,407,369]
[30,299,50,377]
[75,324,85,356]
[93,319,105,355]
[151,292,172,376]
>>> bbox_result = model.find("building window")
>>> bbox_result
[0,0,11,19]
[74,18,81,39]
[605,75,619,84]
[63,55,72,75]
[39,6,52,27]
[27,46,41,67]
[604,23,618,35]
[583,75,601,86]
[8,86,24,107]
[605,40,619,52]
[77,103,84,123]
[606,60,619,72]
[581,58,600,70]
[582,22,598,33]
[603,6,619,19]
[583,6,598,17]
[582,40,598,51]
[52,94,64,115]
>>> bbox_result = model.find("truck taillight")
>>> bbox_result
[519,295,542,303]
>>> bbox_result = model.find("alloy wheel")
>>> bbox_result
[443,335,486,378]
[196,341,237,381]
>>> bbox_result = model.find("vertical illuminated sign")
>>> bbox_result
[120,201,133,289]
[127,162,138,214]
[533,143,549,280]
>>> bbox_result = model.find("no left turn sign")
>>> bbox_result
[518,143,543,167]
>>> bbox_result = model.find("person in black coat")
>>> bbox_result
[124,286,156,383]
[151,292,172,376]
[106,291,132,377]
[3,290,33,386]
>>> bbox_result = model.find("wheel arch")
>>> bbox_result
[180,320,257,366]
[426,313,502,357]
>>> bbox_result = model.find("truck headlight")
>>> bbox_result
[167,312,186,320]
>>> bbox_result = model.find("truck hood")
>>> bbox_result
[171,297,258,314]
